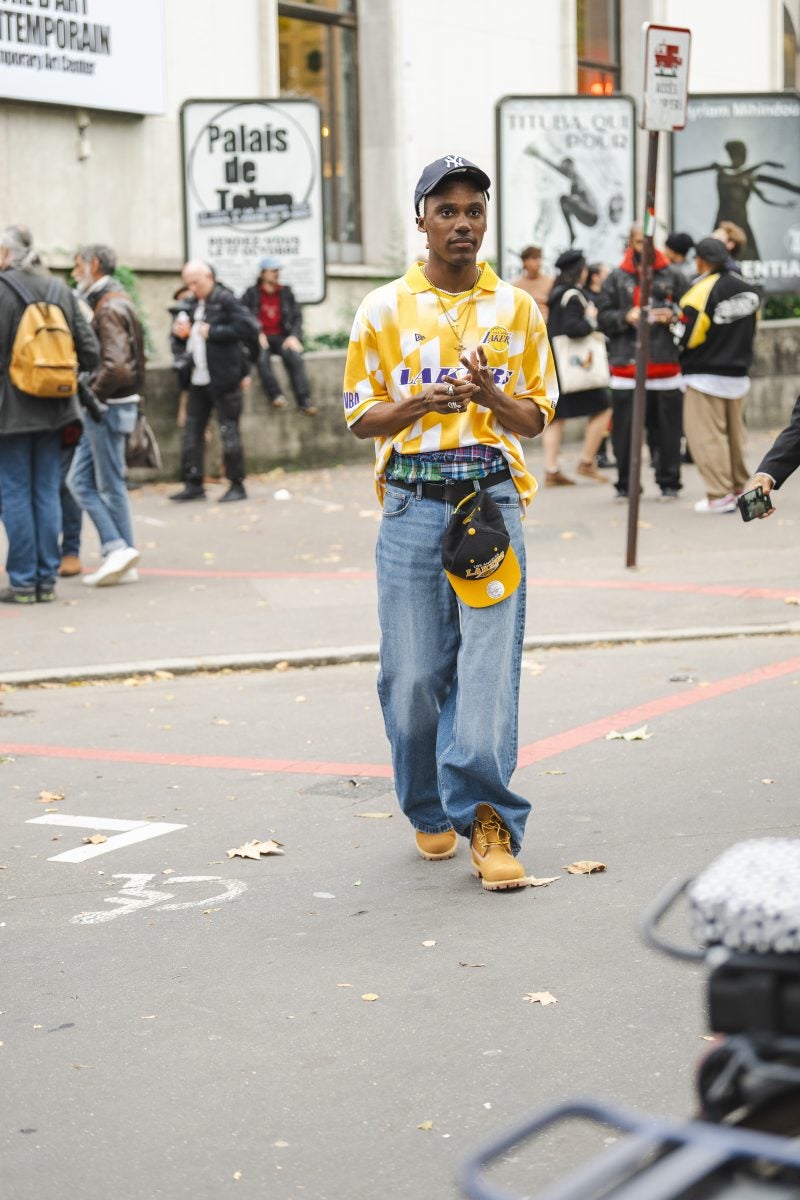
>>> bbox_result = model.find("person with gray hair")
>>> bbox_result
[68,243,145,585]
[0,226,98,603]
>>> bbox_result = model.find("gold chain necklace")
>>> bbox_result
[424,266,480,355]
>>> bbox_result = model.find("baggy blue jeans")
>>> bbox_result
[0,429,62,591]
[67,402,138,555]
[375,477,530,855]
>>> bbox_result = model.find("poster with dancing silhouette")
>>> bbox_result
[496,96,636,283]
[672,95,800,294]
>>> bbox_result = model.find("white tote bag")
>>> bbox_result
[550,288,610,394]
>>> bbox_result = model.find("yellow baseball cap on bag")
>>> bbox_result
[441,490,520,608]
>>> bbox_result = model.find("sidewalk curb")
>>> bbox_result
[3,623,800,687]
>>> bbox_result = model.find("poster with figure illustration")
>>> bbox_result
[496,96,636,283]
[672,95,800,294]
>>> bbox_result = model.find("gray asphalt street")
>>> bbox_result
[2,436,799,1199]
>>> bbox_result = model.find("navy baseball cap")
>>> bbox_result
[414,155,491,214]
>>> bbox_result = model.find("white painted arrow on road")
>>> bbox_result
[27,814,187,862]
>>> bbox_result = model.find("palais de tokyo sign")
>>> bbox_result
[181,99,326,304]
[0,0,165,115]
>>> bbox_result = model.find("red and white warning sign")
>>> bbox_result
[641,23,691,132]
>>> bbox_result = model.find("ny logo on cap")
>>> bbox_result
[444,155,465,169]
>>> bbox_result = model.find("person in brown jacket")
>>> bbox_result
[67,244,145,587]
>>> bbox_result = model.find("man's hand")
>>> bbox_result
[625,306,641,326]
[649,307,674,324]
[459,344,503,408]
[258,332,268,350]
[282,335,303,354]
[745,473,777,517]
[172,317,190,340]
[198,322,211,340]
[421,375,477,414]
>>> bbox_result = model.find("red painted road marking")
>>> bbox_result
[517,656,800,766]
[133,566,800,603]
[3,657,799,777]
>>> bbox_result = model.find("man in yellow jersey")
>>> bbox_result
[343,155,557,890]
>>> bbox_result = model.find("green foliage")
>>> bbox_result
[112,264,154,355]
[762,294,800,320]
[306,330,351,351]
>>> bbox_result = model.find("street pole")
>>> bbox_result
[626,129,659,569]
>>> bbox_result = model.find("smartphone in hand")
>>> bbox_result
[737,485,773,522]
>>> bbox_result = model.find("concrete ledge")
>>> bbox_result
[4,624,799,687]
[138,319,800,479]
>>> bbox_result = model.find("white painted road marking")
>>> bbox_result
[71,873,247,925]
[26,814,187,862]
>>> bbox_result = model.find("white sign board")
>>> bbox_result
[497,95,637,281]
[181,98,326,304]
[641,23,691,132]
[0,0,165,115]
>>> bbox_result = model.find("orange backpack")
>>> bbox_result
[1,272,78,398]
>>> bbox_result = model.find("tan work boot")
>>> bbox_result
[415,829,457,860]
[59,555,82,577]
[471,804,527,890]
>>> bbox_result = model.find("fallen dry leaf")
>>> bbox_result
[82,835,107,846]
[421,940,436,948]
[355,812,393,820]
[417,1121,434,1131]
[542,769,565,776]
[560,530,577,540]
[606,724,652,741]
[761,778,776,785]
[524,992,558,1005]
[523,875,561,887]
[38,790,64,804]
[59,627,76,634]
[275,661,290,672]
[361,993,379,1002]
[226,838,285,860]
[565,860,606,874]
[784,596,800,605]
[459,962,485,968]
[336,983,354,988]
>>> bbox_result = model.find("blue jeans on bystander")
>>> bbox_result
[0,429,62,591]
[67,402,138,555]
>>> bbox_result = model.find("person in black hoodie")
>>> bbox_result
[543,249,611,486]
[597,227,684,500]
[169,261,260,504]
[676,236,760,514]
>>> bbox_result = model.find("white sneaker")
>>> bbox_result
[694,494,737,515]
[82,546,140,588]
[119,567,139,584]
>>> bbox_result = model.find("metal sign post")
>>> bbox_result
[627,24,691,568]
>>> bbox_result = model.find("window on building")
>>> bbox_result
[784,3,799,90]
[278,1,361,263]
[577,0,621,95]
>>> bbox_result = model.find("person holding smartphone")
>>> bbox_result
[743,393,800,518]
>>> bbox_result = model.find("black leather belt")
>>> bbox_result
[386,467,512,504]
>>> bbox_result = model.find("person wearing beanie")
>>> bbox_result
[676,236,760,514]
[664,231,695,288]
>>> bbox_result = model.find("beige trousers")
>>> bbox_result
[683,384,749,499]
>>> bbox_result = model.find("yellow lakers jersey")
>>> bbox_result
[343,261,558,504]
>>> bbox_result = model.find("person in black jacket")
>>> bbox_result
[597,227,685,500]
[0,225,99,603]
[676,236,760,514]
[543,249,611,486]
[746,395,800,517]
[170,261,260,504]
[241,257,317,415]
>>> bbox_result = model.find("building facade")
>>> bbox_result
[0,0,796,353]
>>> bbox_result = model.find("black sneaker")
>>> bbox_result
[219,482,247,503]
[0,586,36,604]
[36,585,56,602]
[596,453,616,469]
[170,485,206,503]
[659,488,680,501]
